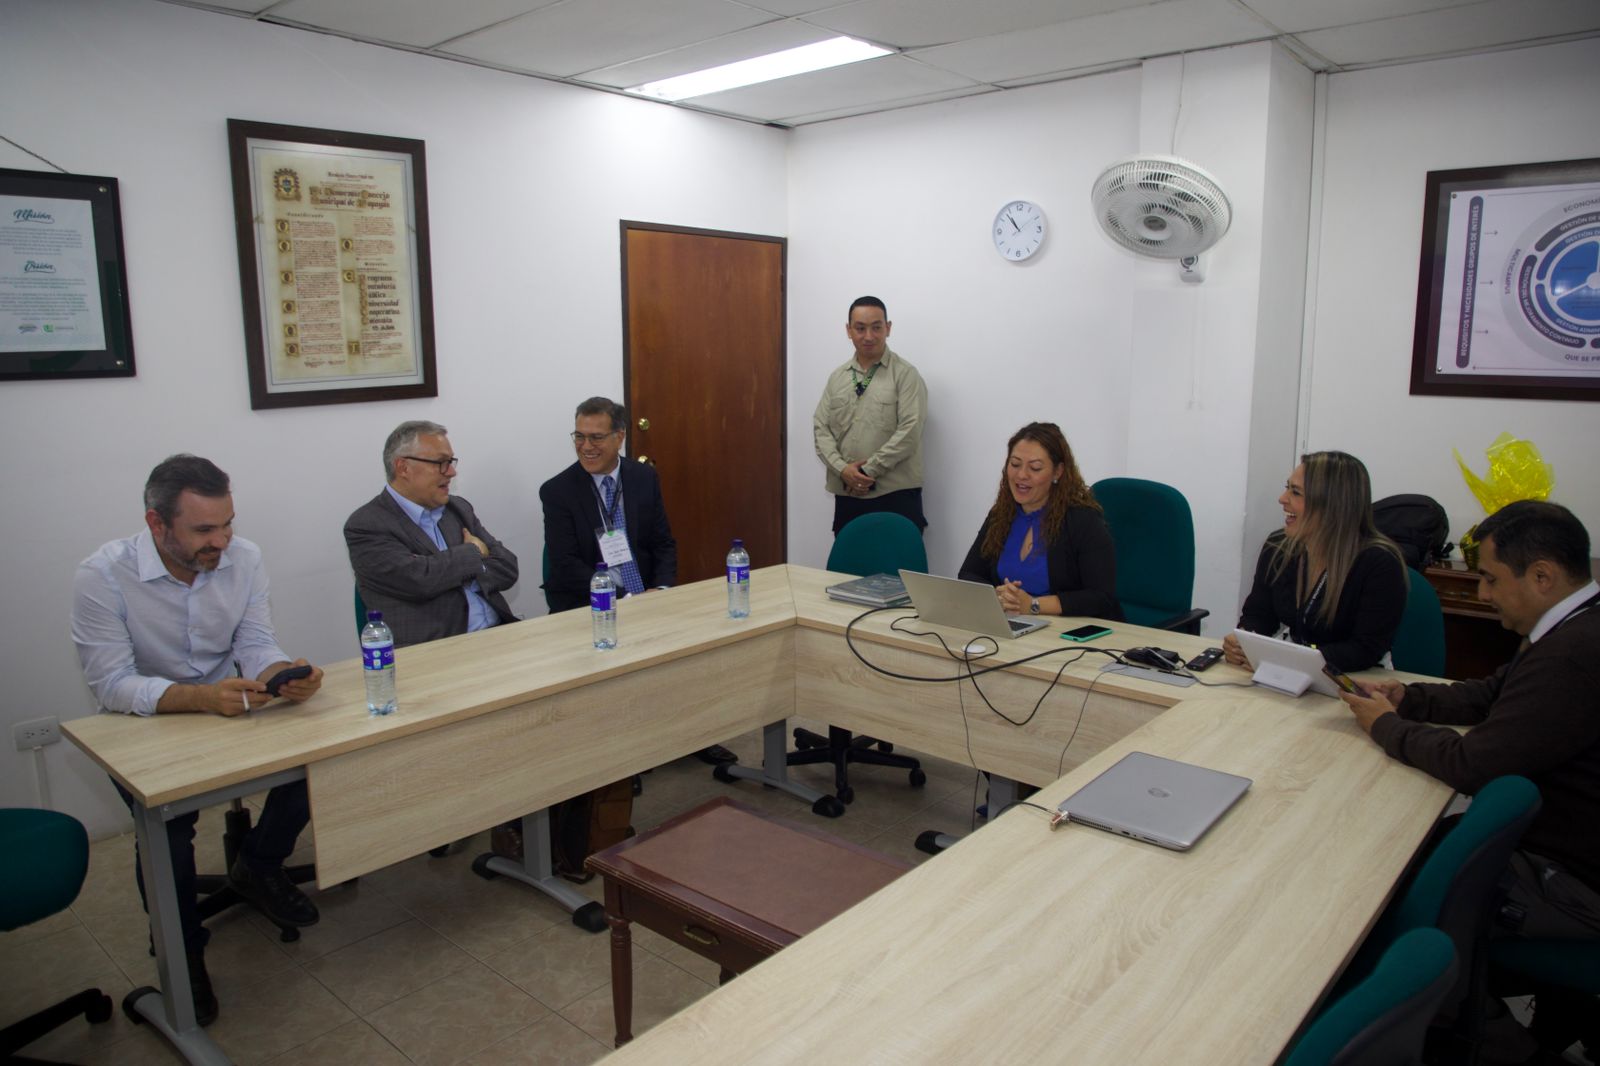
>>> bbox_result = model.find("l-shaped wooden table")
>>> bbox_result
[64,564,1452,1065]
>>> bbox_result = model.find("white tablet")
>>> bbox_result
[1230,628,1340,698]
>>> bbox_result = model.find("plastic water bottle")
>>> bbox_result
[726,539,750,618]
[360,610,397,716]
[591,563,618,649]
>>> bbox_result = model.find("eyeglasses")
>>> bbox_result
[402,454,458,472]
[571,431,618,445]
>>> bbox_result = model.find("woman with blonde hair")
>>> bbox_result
[958,422,1121,621]
[1223,451,1406,673]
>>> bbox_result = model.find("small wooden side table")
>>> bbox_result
[584,796,911,1046]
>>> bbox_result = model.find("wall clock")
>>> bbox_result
[993,200,1045,261]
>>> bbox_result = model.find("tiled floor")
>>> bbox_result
[2,725,983,1065]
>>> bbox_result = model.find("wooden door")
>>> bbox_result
[622,223,786,583]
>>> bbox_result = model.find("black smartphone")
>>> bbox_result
[264,664,313,697]
[1061,624,1113,643]
[1185,647,1224,672]
[1321,665,1371,698]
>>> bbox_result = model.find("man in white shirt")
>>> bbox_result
[71,454,324,1026]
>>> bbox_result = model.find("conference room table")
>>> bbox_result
[63,564,1454,1065]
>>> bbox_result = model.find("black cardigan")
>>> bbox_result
[958,506,1123,621]
[1236,532,1406,672]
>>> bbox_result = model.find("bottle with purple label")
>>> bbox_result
[591,562,618,649]
[360,610,397,716]
[726,539,750,618]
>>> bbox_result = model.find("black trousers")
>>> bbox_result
[114,778,309,951]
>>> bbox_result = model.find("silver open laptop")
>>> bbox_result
[897,570,1050,640]
[1055,751,1252,851]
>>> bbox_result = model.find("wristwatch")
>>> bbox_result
[1029,598,1040,615]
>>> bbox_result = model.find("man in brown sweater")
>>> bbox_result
[1341,499,1598,1058]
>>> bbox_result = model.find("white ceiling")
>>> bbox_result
[163,0,1600,126]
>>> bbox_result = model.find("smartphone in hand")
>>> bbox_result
[1321,665,1370,698]
[264,664,313,697]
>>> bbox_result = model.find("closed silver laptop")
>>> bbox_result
[898,570,1049,640]
[1055,751,1251,851]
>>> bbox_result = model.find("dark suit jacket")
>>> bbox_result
[540,460,676,614]
[958,505,1123,621]
[344,489,519,648]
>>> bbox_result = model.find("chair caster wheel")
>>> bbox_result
[428,844,451,857]
[712,763,737,783]
[909,768,927,787]
[877,741,895,753]
[836,786,855,805]
[278,925,300,943]
[573,901,607,933]
[812,796,845,818]
[123,988,156,1024]
[915,831,947,855]
[471,854,498,880]
[87,992,113,1024]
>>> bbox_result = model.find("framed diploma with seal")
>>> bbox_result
[227,119,438,409]
[1410,156,1600,402]
[0,168,136,382]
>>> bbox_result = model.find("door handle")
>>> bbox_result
[637,417,650,430]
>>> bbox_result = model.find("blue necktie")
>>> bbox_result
[602,475,646,595]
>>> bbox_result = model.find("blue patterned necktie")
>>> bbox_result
[602,475,646,595]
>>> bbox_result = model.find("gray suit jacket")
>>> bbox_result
[344,489,518,648]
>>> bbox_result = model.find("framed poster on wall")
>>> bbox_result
[0,168,136,381]
[1411,156,1600,402]
[227,119,437,409]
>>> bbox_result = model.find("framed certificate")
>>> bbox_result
[1410,157,1600,402]
[0,168,136,381]
[228,120,438,409]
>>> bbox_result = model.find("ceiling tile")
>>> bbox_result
[779,83,997,124]
[912,0,1273,83]
[1295,0,1600,65]
[267,0,559,48]
[1236,0,1486,34]
[687,52,978,122]
[808,0,1153,50]
[576,19,836,88]
[190,0,277,11]
[438,0,776,77]
[740,0,855,14]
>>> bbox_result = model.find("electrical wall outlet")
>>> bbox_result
[13,716,61,750]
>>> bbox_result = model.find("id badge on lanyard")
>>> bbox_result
[593,482,636,570]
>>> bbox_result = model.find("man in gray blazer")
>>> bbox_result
[344,420,518,647]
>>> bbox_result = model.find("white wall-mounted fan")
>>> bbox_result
[1090,155,1231,282]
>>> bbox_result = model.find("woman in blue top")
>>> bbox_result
[958,422,1122,622]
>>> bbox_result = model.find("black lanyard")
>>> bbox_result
[1298,567,1328,634]
[591,476,622,532]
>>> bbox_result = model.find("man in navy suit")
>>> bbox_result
[345,420,519,647]
[540,397,733,765]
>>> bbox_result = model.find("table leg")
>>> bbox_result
[715,720,841,817]
[127,801,231,1065]
[470,808,606,932]
[605,879,633,1047]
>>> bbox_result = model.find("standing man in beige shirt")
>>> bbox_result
[812,295,928,536]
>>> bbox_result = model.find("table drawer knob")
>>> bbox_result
[682,925,720,947]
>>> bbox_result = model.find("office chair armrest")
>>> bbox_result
[1151,608,1209,635]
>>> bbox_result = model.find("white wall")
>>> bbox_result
[785,43,1314,631]
[0,0,787,836]
[1308,38,1600,545]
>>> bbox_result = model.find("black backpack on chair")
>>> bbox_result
[1372,494,1452,570]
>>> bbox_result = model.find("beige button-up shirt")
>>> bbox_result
[812,347,926,498]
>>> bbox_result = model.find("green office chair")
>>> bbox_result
[1284,927,1458,1066]
[1090,477,1208,633]
[788,513,928,804]
[1343,776,1542,1062]
[354,585,368,633]
[1389,568,1446,678]
[0,808,113,1060]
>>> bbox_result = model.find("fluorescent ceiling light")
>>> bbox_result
[628,37,893,101]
